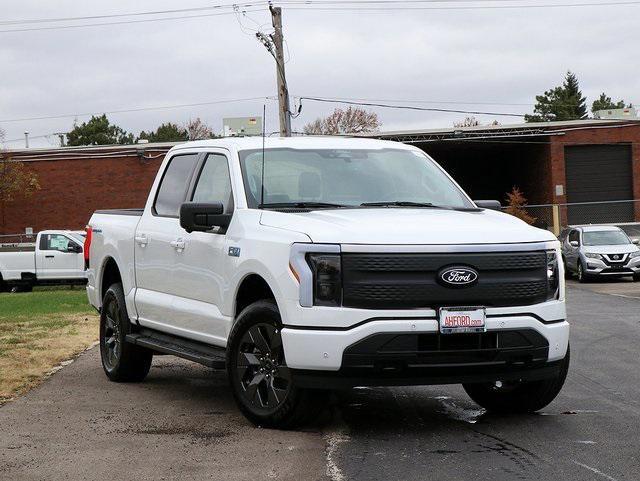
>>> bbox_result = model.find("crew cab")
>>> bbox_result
[86,137,570,428]
[0,230,87,292]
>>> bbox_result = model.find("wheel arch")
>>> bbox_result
[100,256,123,301]
[234,273,277,319]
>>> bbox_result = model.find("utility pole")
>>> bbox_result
[270,6,291,136]
[24,132,29,149]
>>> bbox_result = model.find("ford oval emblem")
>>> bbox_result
[438,266,478,288]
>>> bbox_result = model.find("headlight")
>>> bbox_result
[629,251,640,259]
[547,250,559,300]
[584,252,602,259]
[306,253,342,306]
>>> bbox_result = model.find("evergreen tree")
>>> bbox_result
[525,71,588,122]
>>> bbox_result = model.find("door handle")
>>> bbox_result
[135,234,148,247]
[170,238,185,251]
[45,255,55,258]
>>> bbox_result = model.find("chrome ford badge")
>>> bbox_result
[438,266,478,287]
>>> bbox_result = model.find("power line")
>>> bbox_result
[0,97,276,124]
[297,96,527,116]
[0,8,265,34]
[0,2,269,26]
[280,0,640,10]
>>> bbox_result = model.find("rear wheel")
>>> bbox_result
[227,300,323,429]
[633,273,640,282]
[577,262,588,283]
[100,283,152,382]
[463,346,570,413]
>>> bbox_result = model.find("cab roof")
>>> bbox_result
[168,135,415,153]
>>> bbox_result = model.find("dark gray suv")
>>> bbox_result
[560,225,640,282]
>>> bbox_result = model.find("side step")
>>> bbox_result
[126,328,226,369]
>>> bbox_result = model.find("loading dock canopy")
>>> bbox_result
[372,119,640,209]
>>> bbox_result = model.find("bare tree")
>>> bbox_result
[303,107,380,135]
[0,129,41,231]
[185,118,214,140]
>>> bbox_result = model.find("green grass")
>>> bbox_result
[0,288,99,402]
[0,289,94,321]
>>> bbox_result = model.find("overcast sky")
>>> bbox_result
[1,0,638,148]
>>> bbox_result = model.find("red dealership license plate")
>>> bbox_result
[438,307,486,334]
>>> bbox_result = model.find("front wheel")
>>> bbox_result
[463,346,570,414]
[100,283,152,382]
[227,300,323,429]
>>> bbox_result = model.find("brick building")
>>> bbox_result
[1,118,639,235]
[1,143,175,234]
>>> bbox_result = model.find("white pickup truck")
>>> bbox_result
[0,230,87,292]
[86,137,569,428]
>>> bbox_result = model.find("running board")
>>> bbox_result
[126,328,226,369]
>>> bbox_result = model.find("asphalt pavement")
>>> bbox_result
[2,281,639,481]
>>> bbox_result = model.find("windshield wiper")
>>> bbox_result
[259,202,346,209]
[359,201,445,208]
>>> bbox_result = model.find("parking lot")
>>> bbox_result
[1,280,638,481]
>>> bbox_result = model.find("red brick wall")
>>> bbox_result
[0,150,167,235]
[549,123,640,222]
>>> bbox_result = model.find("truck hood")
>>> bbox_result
[260,208,557,245]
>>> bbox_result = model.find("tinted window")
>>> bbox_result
[154,154,199,217]
[191,154,233,213]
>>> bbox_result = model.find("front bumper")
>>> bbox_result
[583,256,640,276]
[281,307,570,380]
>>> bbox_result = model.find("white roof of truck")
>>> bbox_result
[168,136,414,152]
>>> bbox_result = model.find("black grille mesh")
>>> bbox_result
[342,251,548,309]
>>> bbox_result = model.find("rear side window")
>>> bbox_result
[154,154,199,217]
[191,154,233,213]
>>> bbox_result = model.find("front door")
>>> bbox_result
[36,233,84,279]
[169,152,235,346]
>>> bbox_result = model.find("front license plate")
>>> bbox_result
[439,306,486,334]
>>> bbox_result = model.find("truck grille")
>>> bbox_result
[341,251,548,309]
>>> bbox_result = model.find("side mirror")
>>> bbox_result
[569,240,579,248]
[180,202,232,233]
[67,244,82,253]
[632,238,639,245]
[474,200,502,211]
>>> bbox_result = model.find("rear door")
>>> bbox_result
[134,152,201,332]
[35,233,84,279]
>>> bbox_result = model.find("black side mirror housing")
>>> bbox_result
[68,244,82,253]
[180,202,232,233]
[474,200,502,211]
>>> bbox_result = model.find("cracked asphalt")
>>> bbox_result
[2,281,639,481]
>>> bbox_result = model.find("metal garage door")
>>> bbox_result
[565,145,633,225]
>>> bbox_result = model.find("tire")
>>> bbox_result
[562,257,572,279]
[633,274,640,282]
[463,346,570,414]
[227,300,324,429]
[100,283,152,382]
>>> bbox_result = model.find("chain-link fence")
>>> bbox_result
[509,200,640,235]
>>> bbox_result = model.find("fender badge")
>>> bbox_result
[228,246,241,257]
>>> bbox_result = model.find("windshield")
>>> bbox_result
[238,148,473,209]
[583,230,631,246]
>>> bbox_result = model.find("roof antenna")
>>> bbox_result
[260,103,266,208]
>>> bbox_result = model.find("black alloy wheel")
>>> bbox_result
[236,323,292,409]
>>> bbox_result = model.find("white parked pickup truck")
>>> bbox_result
[86,137,570,428]
[0,230,87,292]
